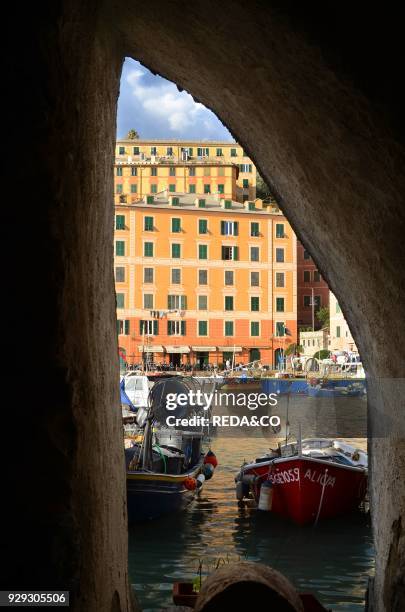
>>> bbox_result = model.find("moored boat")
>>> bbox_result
[235,438,367,525]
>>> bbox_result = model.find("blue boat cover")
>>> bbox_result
[120,378,137,411]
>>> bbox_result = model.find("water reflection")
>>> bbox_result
[128,433,374,611]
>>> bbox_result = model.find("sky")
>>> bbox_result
[116,58,234,141]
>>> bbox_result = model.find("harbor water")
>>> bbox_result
[128,394,374,611]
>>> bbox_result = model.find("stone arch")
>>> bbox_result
[5,2,405,611]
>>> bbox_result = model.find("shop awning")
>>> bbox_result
[191,346,217,352]
[137,345,164,353]
[218,346,242,352]
[165,345,190,353]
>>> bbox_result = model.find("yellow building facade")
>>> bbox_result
[115,193,297,368]
[115,139,256,202]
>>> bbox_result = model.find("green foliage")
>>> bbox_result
[285,342,304,356]
[316,306,330,328]
[126,128,139,139]
[313,349,331,360]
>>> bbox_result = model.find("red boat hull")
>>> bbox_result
[243,457,367,525]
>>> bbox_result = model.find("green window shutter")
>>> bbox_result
[225,321,234,336]
[276,223,285,238]
[116,320,121,335]
[131,167,137,176]
[144,216,153,231]
[220,220,226,235]
[248,202,255,211]
[249,164,253,172]
[189,184,196,194]
[167,321,172,335]
[243,178,249,188]
[169,184,176,192]
[116,215,125,230]
[188,148,193,156]
[116,184,123,194]
[197,147,202,156]
[119,146,125,155]
[218,184,224,194]
[199,219,207,234]
[199,244,207,259]
[224,200,232,209]
[146,195,154,204]
[230,148,236,157]
[225,296,234,311]
[124,320,130,334]
[116,293,124,308]
[144,242,153,257]
[130,184,137,193]
[172,218,181,233]
[251,322,260,336]
[198,198,206,208]
[181,295,187,310]
[276,297,285,312]
[251,222,259,236]
[116,167,123,176]
[181,320,186,335]
[172,243,181,258]
[153,320,158,335]
[116,241,125,256]
[151,184,157,193]
[199,321,208,336]
[276,322,285,336]
[133,147,139,155]
[234,222,239,236]
[233,246,238,261]
[251,297,260,311]
[204,184,211,194]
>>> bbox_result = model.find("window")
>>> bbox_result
[250,271,260,287]
[151,166,157,176]
[168,320,186,336]
[199,219,208,234]
[276,223,285,238]
[116,319,130,335]
[204,184,211,194]
[224,321,234,336]
[336,302,342,313]
[144,242,153,257]
[116,167,123,178]
[131,167,137,176]
[218,167,225,176]
[115,215,125,230]
[146,195,154,204]
[189,167,196,176]
[150,147,157,155]
[251,296,260,311]
[303,270,311,282]
[189,184,196,194]
[198,198,206,208]
[115,266,125,282]
[303,250,310,260]
[276,297,285,312]
[313,270,321,282]
[169,184,176,192]
[221,221,238,235]
[115,241,125,256]
[171,243,181,258]
[150,184,157,193]
[118,146,125,155]
[222,246,238,260]
[314,295,321,310]
[116,184,123,194]
[130,184,137,193]
[225,271,234,286]
[198,321,208,336]
[143,294,153,309]
[198,269,208,285]
[197,147,209,157]
[239,164,252,172]
[336,325,341,338]
[216,148,223,156]
[133,146,139,155]
[230,148,237,157]
[243,178,249,188]
[275,322,285,336]
[250,247,259,262]
[251,321,260,336]
[303,295,311,307]
[171,218,181,233]
[198,295,208,310]
[275,248,284,262]
[140,320,158,335]
[167,295,187,310]
[116,293,125,308]
[199,244,208,259]
[225,296,234,311]
[276,272,285,288]
[144,216,154,231]
[171,268,181,284]
[250,222,259,237]
[167,147,173,156]
[224,199,232,209]
[217,184,224,194]
[144,267,153,283]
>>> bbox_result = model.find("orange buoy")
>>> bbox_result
[204,450,218,468]
[184,476,197,490]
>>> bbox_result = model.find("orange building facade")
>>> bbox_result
[297,241,330,330]
[115,193,297,368]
